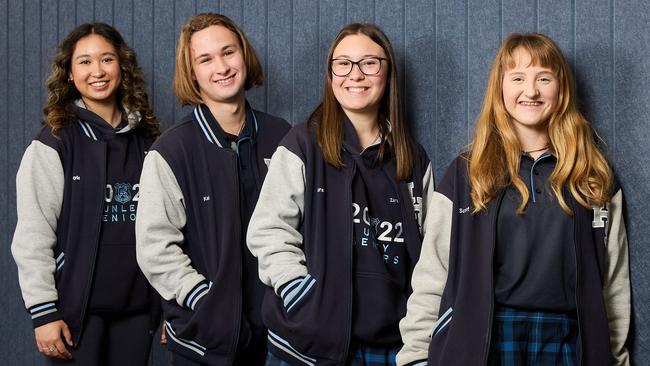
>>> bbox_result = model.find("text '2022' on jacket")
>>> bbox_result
[247,120,434,365]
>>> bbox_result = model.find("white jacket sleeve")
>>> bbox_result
[397,190,452,366]
[246,146,308,293]
[135,150,207,307]
[602,188,631,366]
[11,141,64,311]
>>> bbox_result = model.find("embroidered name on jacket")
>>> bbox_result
[103,182,140,222]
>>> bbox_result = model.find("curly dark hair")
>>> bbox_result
[44,22,159,138]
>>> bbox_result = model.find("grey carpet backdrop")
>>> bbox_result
[1,0,648,365]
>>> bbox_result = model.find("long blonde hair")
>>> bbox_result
[469,33,612,214]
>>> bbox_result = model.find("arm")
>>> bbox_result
[11,140,73,359]
[397,190,453,366]
[135,151,209,310]
[603,188,631,366]
[11,140,64,326]
[246,145,308,294]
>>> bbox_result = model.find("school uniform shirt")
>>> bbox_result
[396,154,631,366]
[135,103,290,365]
[247,117,434,365]
[11,102,158,345]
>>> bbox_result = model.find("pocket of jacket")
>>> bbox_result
[185,280,212,311]
[430,307,453,338]
[279,274,317,313]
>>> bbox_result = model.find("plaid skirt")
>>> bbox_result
[488,307,578,366]
[265,344,399,366]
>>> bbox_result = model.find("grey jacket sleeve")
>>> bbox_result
[246,145,308,293]
[11,141,64,325]
[397,190,452,366]
[135,150,208,308]
[602,188,631,366]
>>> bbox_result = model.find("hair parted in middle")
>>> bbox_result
[173,12,264,106]
[313,22,413,181]
[468,32,613,214]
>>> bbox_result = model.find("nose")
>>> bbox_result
[523,80,539,97]
[91,62,106,77]
[214,56,230,75]
[347,63,365,81]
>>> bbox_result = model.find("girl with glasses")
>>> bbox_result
[247,23,434,366]
[397,33,630,366]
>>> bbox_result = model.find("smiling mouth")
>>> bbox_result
[215,74,236,85]
[519,101,543,106]
[345,87,369,93]
[89,81,109,87]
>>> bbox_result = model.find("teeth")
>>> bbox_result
[520,101,542,106]
[216,75,235,84]
[347,87,367,93]
[90,81,107,87]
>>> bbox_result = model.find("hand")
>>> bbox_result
[160,322,167,345]
[35,320,73,359]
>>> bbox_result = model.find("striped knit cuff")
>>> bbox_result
[405,361,428,366]
[29,302,63,328]
[184,280,211,310]
[278,274,316,312]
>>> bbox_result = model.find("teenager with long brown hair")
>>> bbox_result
[247,23,434,365]
[11,23,160,365]
[398,33,630,366]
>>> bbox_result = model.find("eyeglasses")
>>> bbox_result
[330,57,388,77]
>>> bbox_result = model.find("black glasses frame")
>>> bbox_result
[330,57,388,77]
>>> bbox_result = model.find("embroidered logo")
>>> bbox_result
[72,175,81,181]
[317,187,325,193]
[459,206,470,214]
[114,183,132,204]
[592,204,609,229]
[203,196,210,202]
[389,197,399,203]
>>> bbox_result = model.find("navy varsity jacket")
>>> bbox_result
[136,104,290,365]
[247,120,434,365]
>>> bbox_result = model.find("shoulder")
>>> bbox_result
[150,114,197,152]
[253,109,291,131]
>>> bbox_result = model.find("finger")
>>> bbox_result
[61,322,74,346]
[160,326,167,345]
[54,339,72,359]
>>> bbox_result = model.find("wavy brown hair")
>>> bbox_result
[468,32,612,214]
[315,23,413,180]
[173,13,264,106]
[44,23,159,138]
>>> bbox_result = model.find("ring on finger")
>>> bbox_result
[48,345,57,352]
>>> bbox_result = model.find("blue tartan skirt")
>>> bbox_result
[265,343,399,366]
[488,307,578,366]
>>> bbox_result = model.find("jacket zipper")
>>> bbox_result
[570,198,582,365]
[77,141,107,344]
[481,190,506,365]
[342,161,356,362]
[228,149,243,365]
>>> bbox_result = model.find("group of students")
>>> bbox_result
[10,11,629,366]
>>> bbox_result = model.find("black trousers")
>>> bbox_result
[46,311,154,366]
[171,333,267,366]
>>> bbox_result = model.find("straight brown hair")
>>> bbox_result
[315,23,414,180]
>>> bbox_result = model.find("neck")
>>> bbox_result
[82,97,121,128]
[515,126,550,159]
[346,111,380,149]
[204,96,247,136]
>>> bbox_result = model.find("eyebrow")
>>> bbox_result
[332,54,384,59]
[193,44,237,61]
[74,52,117,60]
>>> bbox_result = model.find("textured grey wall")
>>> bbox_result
[1,1,648,365]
